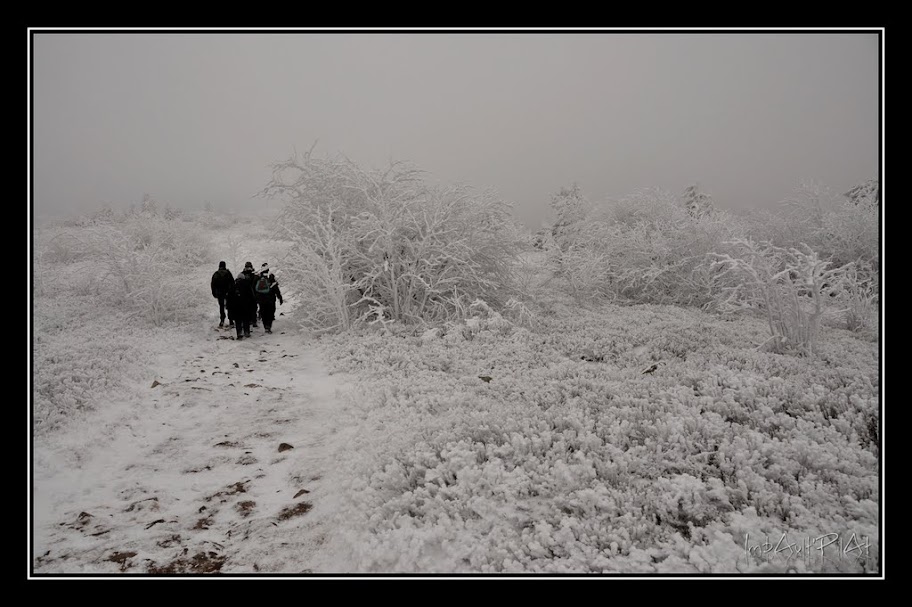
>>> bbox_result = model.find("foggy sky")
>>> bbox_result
[32,31,879,227]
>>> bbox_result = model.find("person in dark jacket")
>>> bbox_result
[210,261,234,327]
[253,263,284,334]
[227,268,256,340]
[225,277,243,338]
[241,261,260,328]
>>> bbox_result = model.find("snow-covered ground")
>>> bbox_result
[31,214,880,575]
[315,302,879,573]
[34,314,357,573]
[33,215,362,573]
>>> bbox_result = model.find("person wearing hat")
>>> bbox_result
[241,261,260,328]
[210,261,234,328]
[254,263,283,334]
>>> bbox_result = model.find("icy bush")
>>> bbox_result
[33,209,219,433]
[550,187,746,307]
[511,251,555,303]
[837,261,878,334]
[259,149,522,330]
[40,228,92,265]
[711,240,856,357]
[816,199,879,269]
[318,302,878,573]
[71,215,211,326]
[746,179,879,270]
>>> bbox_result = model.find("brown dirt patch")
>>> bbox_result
[205,480,249,503]
[107,551,138,572]
[277,501,312,521]
[236,501,256,517]
[148,551,226,574]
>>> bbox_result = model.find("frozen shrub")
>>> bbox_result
[836,260,878,334]
[559,241,615,302]
[40,230,91,264]
[816,199,879,269]
[711,239,853,356]
[279,203,362,332]
[551,187,745,307]
[260,149,521,330]
[510,251,556,304]
[71,214,211,326]
[746,179,879,271]
[501,298,536,328]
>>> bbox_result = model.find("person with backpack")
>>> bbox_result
[241,261,260,328]
[210,261,234,328]
[254,262,283,334]
[228,263,257,340]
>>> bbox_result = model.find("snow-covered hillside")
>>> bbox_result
[31,208,880,575]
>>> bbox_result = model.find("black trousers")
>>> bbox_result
[259,300,276,329]
[235,317,251,337]
[217,295,228,322]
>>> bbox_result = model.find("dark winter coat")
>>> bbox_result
[211,267,234,298]
[254,273,283,306]
[226,272,256,320]
[243,268,260,316]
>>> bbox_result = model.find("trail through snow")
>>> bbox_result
[34,235,359,574]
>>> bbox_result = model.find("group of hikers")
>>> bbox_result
[211,261,284,340]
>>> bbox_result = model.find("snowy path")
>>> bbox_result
[33,313,356,573]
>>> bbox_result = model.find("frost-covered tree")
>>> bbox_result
[549,183,591,251]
